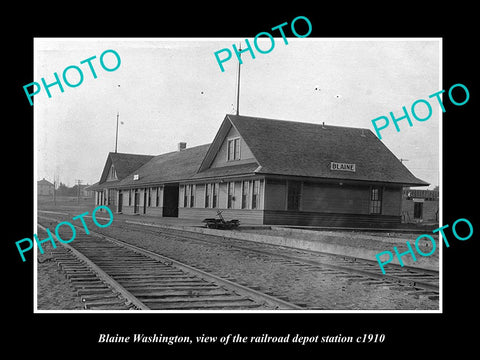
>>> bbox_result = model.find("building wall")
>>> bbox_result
[264,179,402,215]
[263,179,403,226]
[401,199,439,223]
[302,182,370,214]
[180,179,264,211]
[38,184,54,196]
[94,177,404,227]
[264,179,287,210]
[110,187,165,215]
[179,208,264,224]
[382,186,402,216]
[263,210,400,227]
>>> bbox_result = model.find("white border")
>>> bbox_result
[34,37,442,314]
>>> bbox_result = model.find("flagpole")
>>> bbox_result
[236,43,241,116]
[115,84,121,153]
[115,112,119,153]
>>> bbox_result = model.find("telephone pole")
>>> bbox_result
[236,43,242,116]
[115,112,119,153]
[76,179,82,204]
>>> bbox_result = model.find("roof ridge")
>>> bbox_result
[227,114,371,131]
[109,151,155,156]
[150,143,212,159]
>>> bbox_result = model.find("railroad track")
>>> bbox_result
[37,220,301,311]
[120,220,440,296]
[37,213,439,308]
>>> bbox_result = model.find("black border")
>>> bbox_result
[6,5,478,355]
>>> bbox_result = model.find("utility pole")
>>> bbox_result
[76,179,82,205]
[53,176,56,206]
[115,112,119,153]
[236,43,242,116]
[114,84,121,153]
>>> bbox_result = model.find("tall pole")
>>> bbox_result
[115,112,119,153]
[53,175,56,206]
[76,179,82,205]
[236,43,241,116]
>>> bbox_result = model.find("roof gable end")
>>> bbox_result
[99,152,154,184]
[197,115,259,173]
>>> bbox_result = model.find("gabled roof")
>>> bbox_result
[99,152,155,185]
[192,162,260,180]
[116,144,211,188]
[37,178,54,186]
[197,114,428,186]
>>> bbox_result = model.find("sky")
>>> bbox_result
[34,38,440,189]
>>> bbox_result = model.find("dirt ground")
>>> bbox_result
[36,250,85,310]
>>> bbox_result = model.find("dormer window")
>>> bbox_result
[227,137,241,161]
[107,164,117,181]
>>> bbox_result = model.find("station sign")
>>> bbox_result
[330,162,356,172]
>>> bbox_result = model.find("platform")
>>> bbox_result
[111,213,440,272]
[38,207,440,272]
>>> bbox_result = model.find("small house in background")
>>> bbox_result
[37,178,54,196]
[79,184,95,198]
[401,187,439,224]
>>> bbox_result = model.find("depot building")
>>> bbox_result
[90,114,428,227]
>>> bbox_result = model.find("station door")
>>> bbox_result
[163,184,179,217]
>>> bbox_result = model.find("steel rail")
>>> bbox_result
[96,232,303,310]
[37,223,150,310]
[37,217,302,310]
[123,220,439,291]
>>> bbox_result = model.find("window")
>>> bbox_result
[370,186,382,214]
[241,181,249,209]
[287,181,301,211]
[128,189,132,206]
[107,164,117,181]
[252,180,260,209]
[414,202,423,219]
[212,183,218,208]
[190,185,195,208]
[205,184,211,208]
[148,188,151,207]
[107,189,116,206]
[227,138,241,161]
[183,185,195,208]
[156,187,160,207]
[183,185,189,208]
[227,181,235,208]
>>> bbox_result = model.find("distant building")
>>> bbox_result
[90,114,429,227]
[80,184,95,198]
[38,178,54,196]
[401,188,439,223]
[90,152,155,209]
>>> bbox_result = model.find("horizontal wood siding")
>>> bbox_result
[264,210,401,228]
[382,186,402,216]
[179,208,264,224]
[302,182,370,214]
[210,125,255,168]
[196,184,206,208]
[120,205,135,215]
[264,179,287,210]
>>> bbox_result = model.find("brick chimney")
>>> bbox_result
[178,142,187,151]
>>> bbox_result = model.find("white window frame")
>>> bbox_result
[227,137,241,161]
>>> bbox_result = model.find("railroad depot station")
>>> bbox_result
[89,114,430,227]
